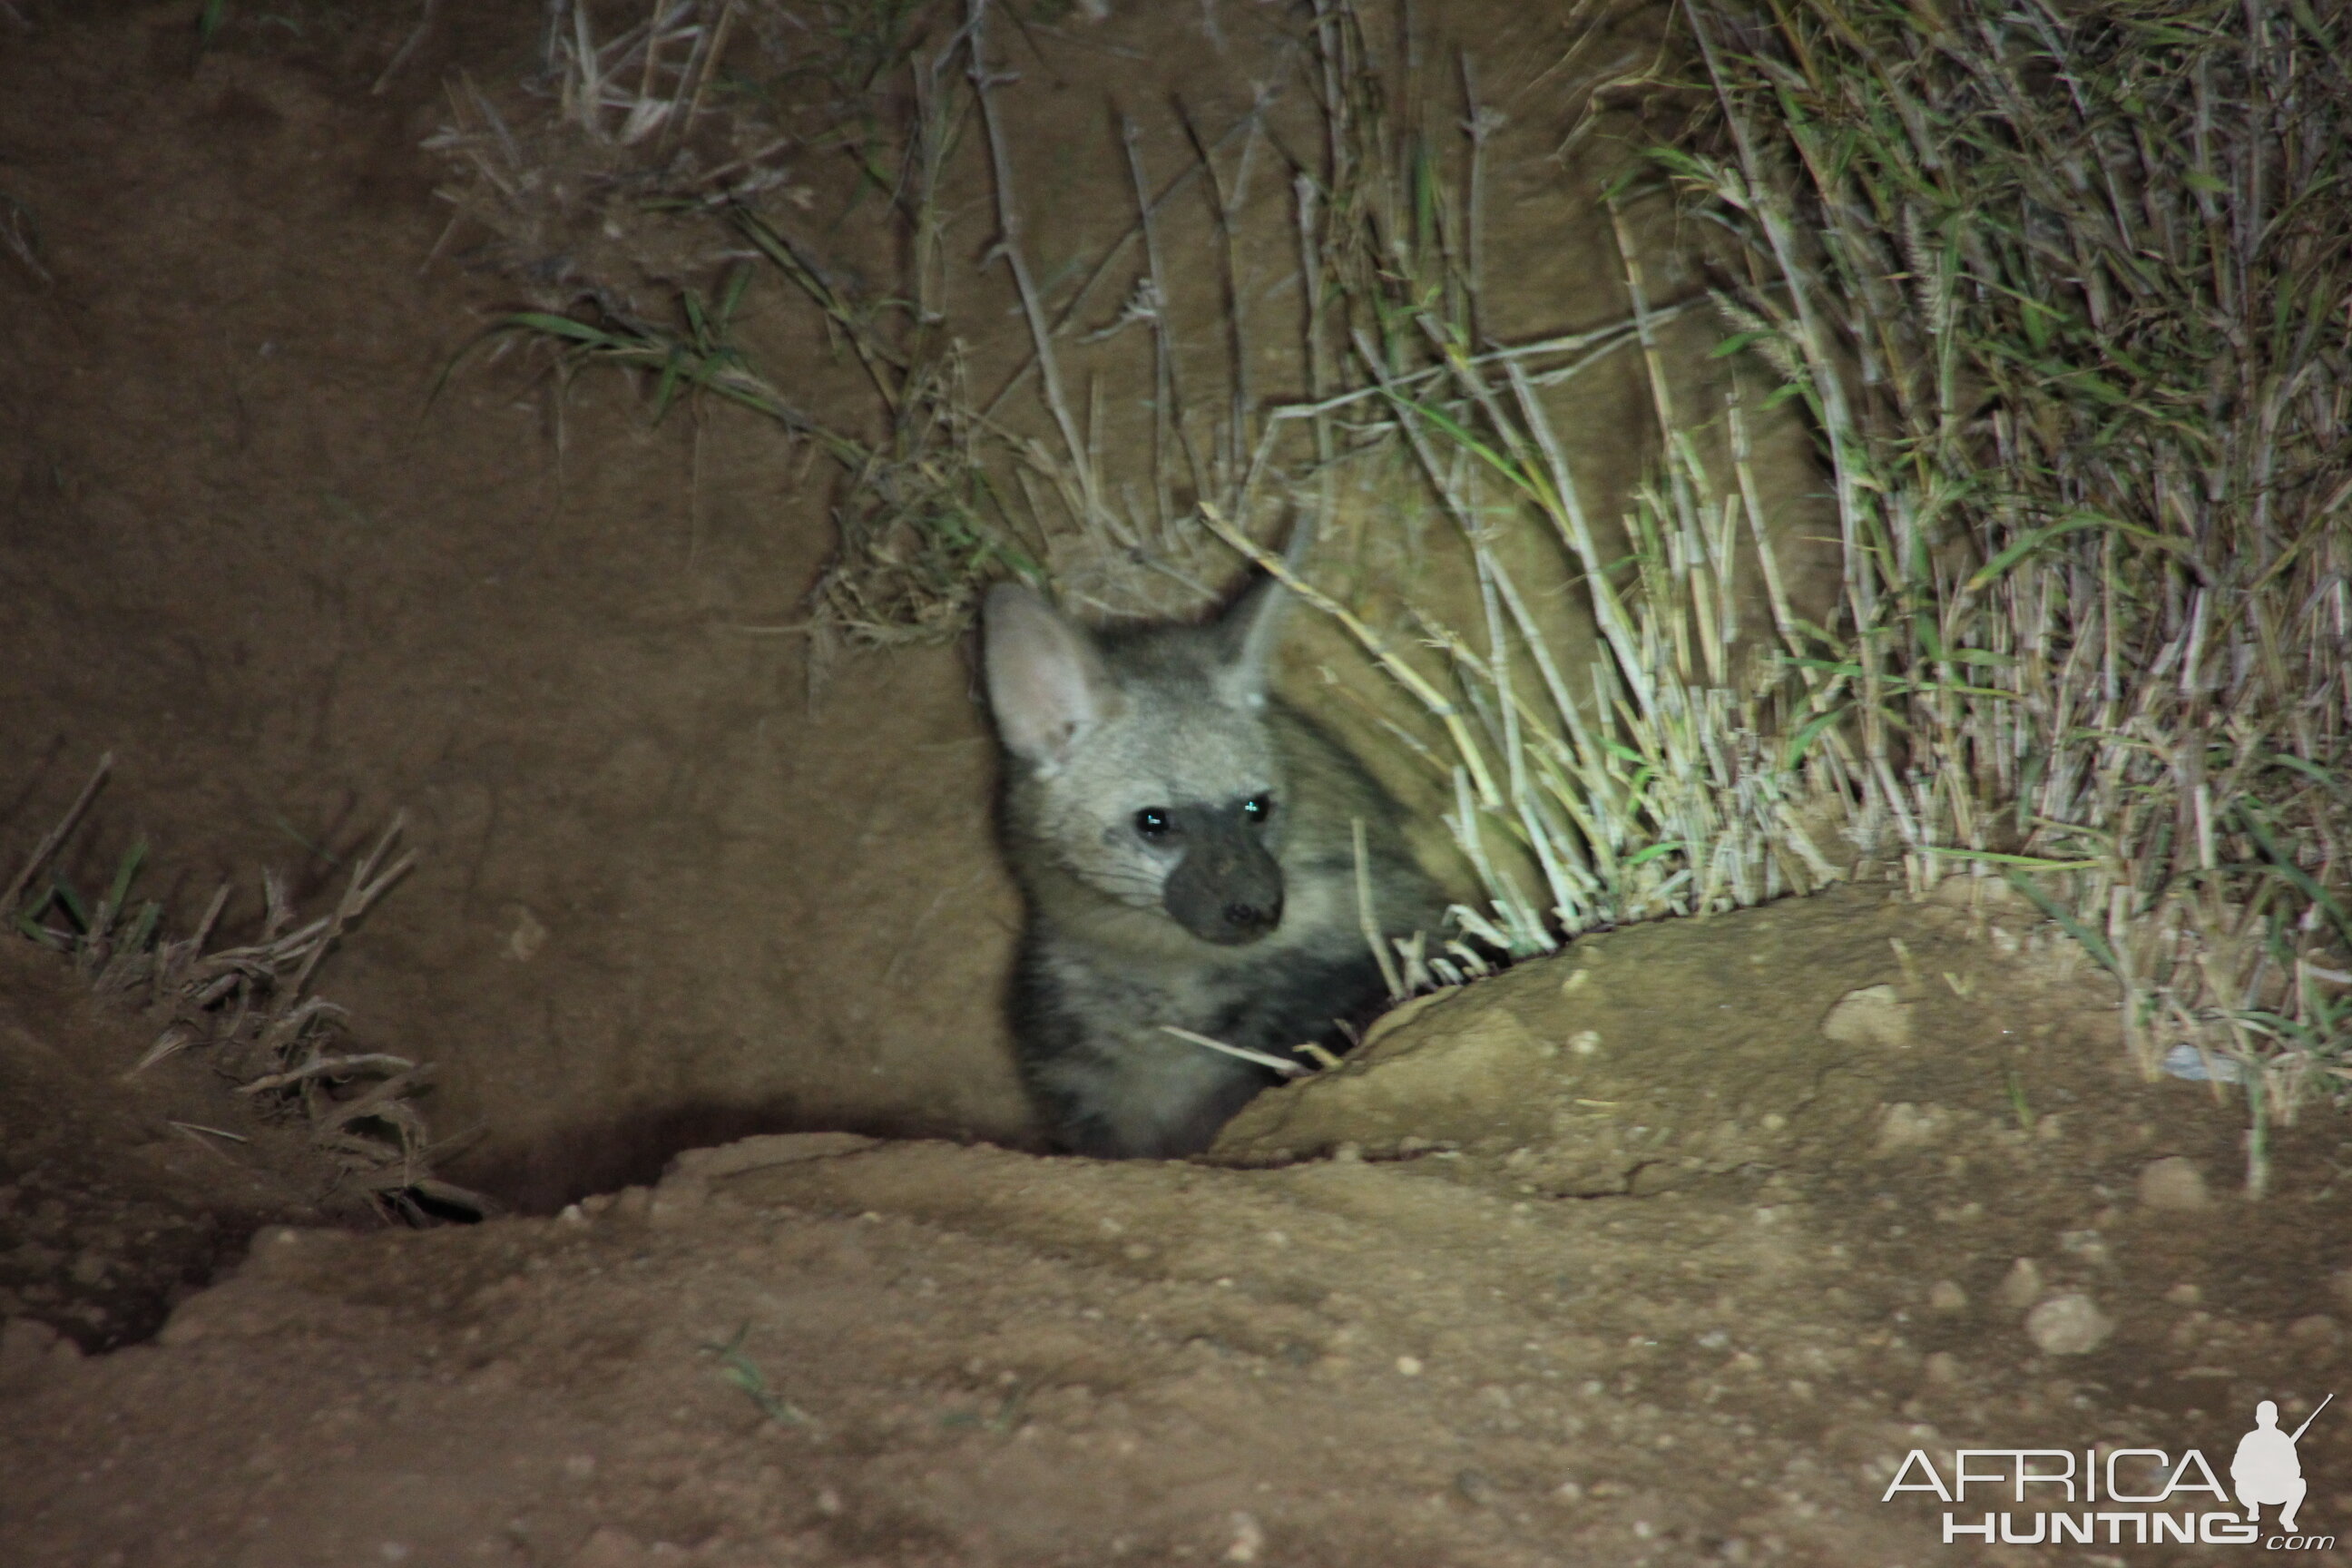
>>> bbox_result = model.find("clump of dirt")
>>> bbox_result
[5,884,2347,1565]
[0,937,354,1354]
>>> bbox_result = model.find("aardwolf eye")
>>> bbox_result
[1134,808,1172,839]
[1241,795,1274,823]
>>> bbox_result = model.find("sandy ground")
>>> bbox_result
[3,1,2349,1563]
[7,879,2351,1564]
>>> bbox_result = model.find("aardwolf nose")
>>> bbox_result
[1221,897,1280,933]
[1164,826,1285,946]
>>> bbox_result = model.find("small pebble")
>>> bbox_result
[2138,1156,2211,1211]
[1822,985,1911,1049]
[2024,1293,2113,1356]
[1998,1258,2044,1311]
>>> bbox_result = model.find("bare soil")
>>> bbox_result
[3,2,2348,1564]
[7,878,2350,1564]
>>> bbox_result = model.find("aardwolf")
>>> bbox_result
[982,577,1445,1157]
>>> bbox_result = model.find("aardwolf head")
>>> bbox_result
[984,580,1292,946]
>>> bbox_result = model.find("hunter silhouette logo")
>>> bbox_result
[1880,1393,2336,1548]
[2233,1394,2329,1535]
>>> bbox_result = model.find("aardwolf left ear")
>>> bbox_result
[1211,573,1289,710]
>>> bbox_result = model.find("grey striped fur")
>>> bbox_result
[983,579,1445,1158]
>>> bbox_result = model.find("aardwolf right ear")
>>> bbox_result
[983,583,1120,773]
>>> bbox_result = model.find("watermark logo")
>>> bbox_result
[2235,1396,2320,1535]
[1881,1395,2335,1550]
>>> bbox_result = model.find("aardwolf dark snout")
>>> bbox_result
[1162,817,1284,946]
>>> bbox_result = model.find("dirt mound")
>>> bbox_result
[0,938,347,1353]
[5,886,2347,1566]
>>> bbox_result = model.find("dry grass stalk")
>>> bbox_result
[441,1,1355,642]
[6,783,487,1221]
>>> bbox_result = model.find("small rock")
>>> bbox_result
[1396,1355,1424,1377]
[2159,1042,2242,1083]
[2166,1283,2202,1306]
[1928,1280,1968,1315]
[505,906,548,963]
[1822,985,1913,1049]
[1924,1351,1961,1384]
[2024,1293,2113,1356]
[1225,1510,1265,1563]
[1998,1259,2045,1311]
[2138,1157,2211,1211]
[814,1486,844,1517]
[1874,1102,1944,1155]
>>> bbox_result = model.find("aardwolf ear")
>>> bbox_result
[984,583,1120,772]
[1210,574,1289,710]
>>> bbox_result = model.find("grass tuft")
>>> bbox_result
[6,760,488,1222]
[1651,0,2352,1187]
